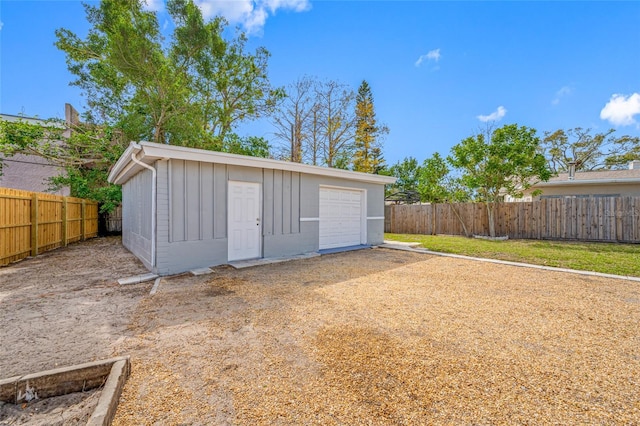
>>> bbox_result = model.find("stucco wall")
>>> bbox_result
[0,153,70,195]
[535,182,640,199]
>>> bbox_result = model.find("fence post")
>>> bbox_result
[81,199,86,241]
[62,197,68,246]
[30,192,39,256]
[431,204,436,235]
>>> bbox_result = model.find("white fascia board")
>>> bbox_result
[109,141,397,185]
[108,142,141,184]
[536,178,640,187]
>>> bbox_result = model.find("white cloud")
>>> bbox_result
[195,0,311,34]
[263,0,311,13]
[600,93,640,126]
[551,86,572,105]
[415,48,441,67]
[142,0,165,12]
[477,106,507,122]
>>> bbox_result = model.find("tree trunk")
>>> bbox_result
[449,202,470,237]
[486,202,496,237]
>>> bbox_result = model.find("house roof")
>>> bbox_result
[0,113,66,128]
[108,141,397,186]
[536,168,640,187]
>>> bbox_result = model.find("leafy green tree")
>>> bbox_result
[387,157,421,198]
[353,80,388,173]
[9,0,282,211]
[448,124,551,237]
[542,128,640,172]
[55,0,283,147]
[0,118,125,212]
[370,147,387,174]
[417,152,451,203]
[222,134,270,158]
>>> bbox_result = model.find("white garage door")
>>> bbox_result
[319,187,363,250]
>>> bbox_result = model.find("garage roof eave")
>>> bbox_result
[108,141,397,185]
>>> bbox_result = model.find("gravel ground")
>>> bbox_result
[1,238,639,424]
[113,248,640,425]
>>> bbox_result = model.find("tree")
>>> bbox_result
[55,0,283,147]
[370,147,387,174]
[0,117,125,212]
[222,134,270,158]
[271,76,315,162]
[315,80,356,168]
[417,152,451,203]
[387,157,421,199]
[542,128,640,173]
[18,0,282,211]
[352,80,388,173]
[448,124,551,237]
[305,104,323,166]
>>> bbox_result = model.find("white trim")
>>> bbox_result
[367,216,385,220]
[538,178,640,186]
[300,217,320,222]
[317,183,366,191]
[109,141,397,185]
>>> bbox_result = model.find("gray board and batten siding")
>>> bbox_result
[108,141,396,275]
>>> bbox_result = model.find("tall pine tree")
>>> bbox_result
[353,80,388,173]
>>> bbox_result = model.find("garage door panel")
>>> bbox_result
[319,187,363,250]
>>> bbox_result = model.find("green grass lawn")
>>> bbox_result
[384,233,640,278]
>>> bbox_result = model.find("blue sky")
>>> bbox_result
[1,1,639,166]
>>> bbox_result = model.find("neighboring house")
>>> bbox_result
[506,161,640,201]
[108,141,396,275]
[0,105,79,195]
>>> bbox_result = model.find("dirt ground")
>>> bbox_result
[0,389,100,425]
[0,237,148,424]
[1,237,639,424]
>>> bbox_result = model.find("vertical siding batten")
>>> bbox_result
[283,171,292,234]
[213,163,226,239]
[263,169,274,236]
[273,169,283,235]
[292,172,300,234]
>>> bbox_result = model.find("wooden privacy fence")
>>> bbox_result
[385,196,640,243]
[0,187,99,266]
[105,205,122,233]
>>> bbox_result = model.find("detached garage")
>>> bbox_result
[108,141,396,275]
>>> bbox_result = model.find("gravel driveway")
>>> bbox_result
[1,237,639,424]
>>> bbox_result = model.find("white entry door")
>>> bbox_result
[228,181,261,261]
[319,187,364,250]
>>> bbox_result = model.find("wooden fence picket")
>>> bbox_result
[0,188,99,266]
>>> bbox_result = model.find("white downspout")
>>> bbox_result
[130,145,157,270]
